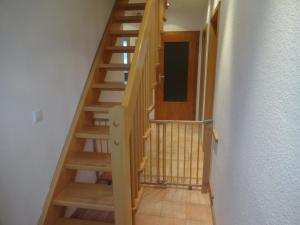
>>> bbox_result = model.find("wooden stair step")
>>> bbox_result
[65,152,111,172]
[56,218,112,225]
[76,126,109,140]
[53,182,114,211]
[117,2,146,10]
[105,46,135,53]
[92,82,126,91]
[114,15,143,23]
[99,63,130,71]
[110,29,139,37]
[83,102,120,113]
[93,116,109,122]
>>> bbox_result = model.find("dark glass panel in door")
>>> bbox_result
[164,42,189,102]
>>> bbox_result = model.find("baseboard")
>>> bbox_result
[208,183,217,225]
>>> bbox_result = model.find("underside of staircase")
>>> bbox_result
[38,1,156,225]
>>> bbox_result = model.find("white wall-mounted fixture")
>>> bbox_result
[32,109,43,123]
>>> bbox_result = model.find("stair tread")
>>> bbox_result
[99,63,130,71]
[84,102,121,113]
[105,46,135,53]
[117,2,146,10]
[110,29,139,37]
[53,182,114,211]
[76,126,109,139]
[114,15,143,23]
[93,82,126,90]
[66,152,111,172]
[56,218,112,225]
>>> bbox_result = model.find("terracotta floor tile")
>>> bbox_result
[187,190,211,205]
[159,217,186,225]
[161,201,187,219]
[142,187,168,201]
[135,187,213,225]
[185,204,212,223]
[137,200,163,216]
[135,214,161,225]
[186,220,213,225]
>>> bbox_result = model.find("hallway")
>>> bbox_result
[136,187,213,225]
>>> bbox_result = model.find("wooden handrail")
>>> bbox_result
[109,0,161,224]
[123,0,157,116]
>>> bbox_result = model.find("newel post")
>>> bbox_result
[109,106,132,225]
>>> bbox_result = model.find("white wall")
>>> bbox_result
[164,0,207,31]
[0,0,114,225]
[209,0,300,225]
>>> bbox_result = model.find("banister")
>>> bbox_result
[109,0,161,224]
[123,0,156,109]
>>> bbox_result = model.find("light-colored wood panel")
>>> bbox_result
[99,63,130,71]
[83,102,121,113]
[198,25,208,120]
[56,218,112,225]
[110,29,139,37]
[114,15,143,23]
[109,106,133,225]
[53,183,114,211]
[75,126,109,140]
[92,82,126,91]
[202,1,221,193]
[105,46,135,53]
[117,2,146,10]
[65,152,111,172]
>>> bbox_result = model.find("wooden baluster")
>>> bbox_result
[189,124,194,186]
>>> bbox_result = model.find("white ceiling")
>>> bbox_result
[164,0,209,31]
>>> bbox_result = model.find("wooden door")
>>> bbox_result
[155,31,199,120]
[202,3,220,192]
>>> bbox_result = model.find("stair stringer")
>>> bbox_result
[37,1,127,224]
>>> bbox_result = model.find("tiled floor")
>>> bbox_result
[136,187,213,225]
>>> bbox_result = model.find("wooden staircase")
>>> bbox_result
[38,0,164,225]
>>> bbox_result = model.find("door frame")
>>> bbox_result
[198,25,208,120]
[202,2,221,193]
[155,31,200,120]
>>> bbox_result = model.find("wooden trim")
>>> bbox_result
[108,0,160,223]
[213,127,219,142]
[198,25,208,120]
[143,127,151,139]
[152,82,158,89]
[147,104,155,113]
[132,187,144,212]
[212,1,221,22]
[138,156,148,173]
[109,106,133,225]
[208,184,217,225]
[202,1,221,193]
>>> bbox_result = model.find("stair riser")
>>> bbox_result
[83,107,110,113]
[65,164,112,172]
[117,3,146,11]
[53,201,114,212]
[75,134,109,140]
[114,17,142,23]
